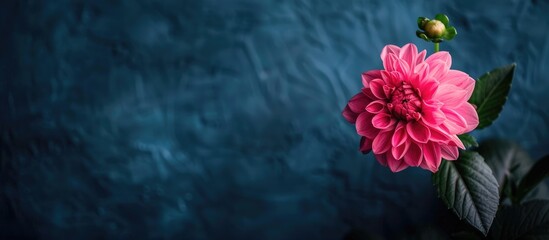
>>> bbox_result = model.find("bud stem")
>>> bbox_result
[434,43,440,53]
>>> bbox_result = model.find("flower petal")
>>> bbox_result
[399,43,418,69]
[447,133,466,150]
[391,139,410,160]
[421,141,442,172]
[359,137,372,153]
[406,121,431,143]
[454,103,479,132]
[362,70,382,88]
[428,126,452,143]
[435,84,468,107]
[383,53,398,72]
[419,161,431,172]
[415,50,427,66]
[412,62,429,82]
[374,153,387,166]
[442,108,468,134]
[404,142,423,166]
[391,121,407,147]
[421,100,445,127]
[347,93,370,113]
[342,105,358,123]
[369,79,388,99]
[366,100,386,114]
[372,113,396,130]
[390,71,405,86]
[380,45,401,63]
[425,51,452,69]
[372,129,393,154]
[381,70,400,87]
[417,78,438,100]
[361,87,377,100]
[383,85,395,98]
[427,59,450,80]
[392,57,411,76]
[440,144,459,160]
[356,112,379,138]
[443,70,475,93]
[386,152,408,172]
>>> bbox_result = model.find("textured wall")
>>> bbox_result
[1,0,549,239]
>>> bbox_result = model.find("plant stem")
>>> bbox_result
[434,42,440,52]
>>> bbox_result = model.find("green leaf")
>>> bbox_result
[458,134,478,149]
[435,13,450,26]
[469,64,516,129]
[488,200,549,240]
[433,151,500,235]
[477,139,532,201]
[515,155,549,203]
[418,17,429,29]
[443,26,457,40]
[416,30,429,41]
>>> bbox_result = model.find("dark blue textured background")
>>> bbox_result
[2,0,549,239]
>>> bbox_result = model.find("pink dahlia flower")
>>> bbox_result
[343,43,479,172]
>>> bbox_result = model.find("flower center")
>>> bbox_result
[387,82,422,121]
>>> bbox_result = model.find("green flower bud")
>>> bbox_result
[425,20,446,38]
[415,14,457,44]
